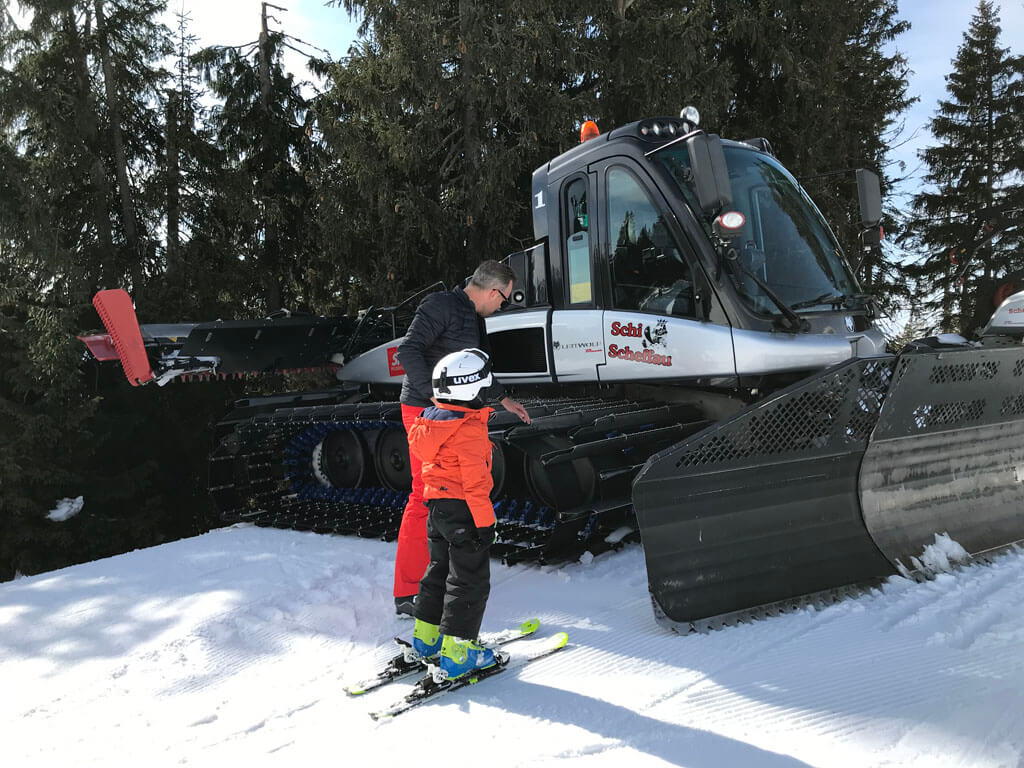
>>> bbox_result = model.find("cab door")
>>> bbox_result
[592,158,737,384]
[550,172,607,381]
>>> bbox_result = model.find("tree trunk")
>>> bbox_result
[64,8,116,291]
[93,0,144,298]
[165,91,181,288]
[258,2,282,313]
[459,0,483,266]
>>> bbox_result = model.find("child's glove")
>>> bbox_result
[473,525,497,551]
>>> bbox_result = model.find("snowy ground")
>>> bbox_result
[2,525,1023,768]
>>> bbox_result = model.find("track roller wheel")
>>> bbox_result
[312,429,370,489]
[523,434,596,511]
[374,425,413,492]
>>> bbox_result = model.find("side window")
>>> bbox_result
[607,167,695,318]
[565,177,592,304]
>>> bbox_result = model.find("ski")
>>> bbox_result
[369,631,570,720]
[345,618,540,695]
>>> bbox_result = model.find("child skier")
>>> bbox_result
[404,347,500,680]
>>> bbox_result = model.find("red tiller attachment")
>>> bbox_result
[91,289,154,386]
[76,333,120,362]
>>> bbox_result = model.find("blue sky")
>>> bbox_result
[164,0,362,76]
[885,0,1024,206]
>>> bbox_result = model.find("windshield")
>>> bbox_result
[655,145,860,315]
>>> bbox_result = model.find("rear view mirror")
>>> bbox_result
[686,133,733,216]
[856,168,882,227]
[503,244,548,307]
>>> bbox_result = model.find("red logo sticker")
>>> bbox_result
[608,344,673,367]
[610,321,644,338]
[387,346,405,377]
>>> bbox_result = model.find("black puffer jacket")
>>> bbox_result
[396,287,506,408]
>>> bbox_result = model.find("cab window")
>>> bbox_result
[607,167,695,317]
[564,177,592,304]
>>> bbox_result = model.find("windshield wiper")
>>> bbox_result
[795,292,876,311]
[728,259,809,333]
[790,292,844,310]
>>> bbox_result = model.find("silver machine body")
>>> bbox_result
[336,308,887,387]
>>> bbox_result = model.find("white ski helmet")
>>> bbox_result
[431,348,493,402]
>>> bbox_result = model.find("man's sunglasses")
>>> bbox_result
[494,287,511,310]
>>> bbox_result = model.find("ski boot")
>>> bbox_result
[406,619,443,663]
[394,594,417,619]
[435,634,498,682]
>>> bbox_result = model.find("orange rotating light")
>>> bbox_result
[579,120,600,143]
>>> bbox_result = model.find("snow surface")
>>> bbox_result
[2,525,1023,767]
[46,495,84,522]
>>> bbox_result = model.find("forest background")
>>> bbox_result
[1,0,1021,578]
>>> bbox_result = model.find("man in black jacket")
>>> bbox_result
[392,261,530,616]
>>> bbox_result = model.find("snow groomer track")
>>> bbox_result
[208,393,708,565]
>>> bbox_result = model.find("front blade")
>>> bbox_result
[860,346,1024,568]
[632,358,897,627]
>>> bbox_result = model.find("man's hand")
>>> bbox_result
[500,396,531,424]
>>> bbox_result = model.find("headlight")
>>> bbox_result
[680,105,700,127]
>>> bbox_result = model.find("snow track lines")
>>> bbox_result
[4,527,1024,766]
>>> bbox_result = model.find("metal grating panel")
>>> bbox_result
[910,399,985,430]
[928,361,999,383]
[674,359,893,469]
[1000,392,1024,417]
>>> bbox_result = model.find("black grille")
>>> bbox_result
[928,361,999,384]
[874,348,1024,438]
[489,327,548,374]
[1000,392,1024,417]
[910,400,985,430]
[675,359,893,469]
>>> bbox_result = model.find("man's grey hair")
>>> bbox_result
[469,260,516,290]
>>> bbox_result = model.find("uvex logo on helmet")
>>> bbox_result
[431,348,492,402]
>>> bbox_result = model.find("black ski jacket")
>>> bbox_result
[396,287,506,408]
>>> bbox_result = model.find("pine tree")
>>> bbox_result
[0,1,224,580]
[904,0,1024,335]
[317,0,598,302]
[193,3,323,314]
[588,0,734,130]
[0,1,114,578]
[147,7,238,320]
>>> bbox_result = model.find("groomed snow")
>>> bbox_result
[2,525,1023,767]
